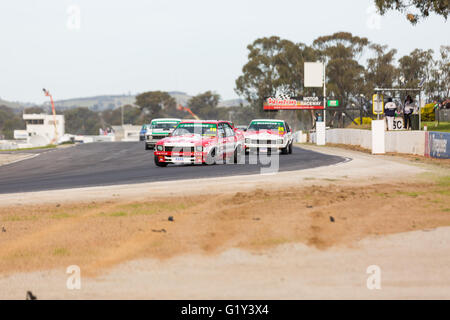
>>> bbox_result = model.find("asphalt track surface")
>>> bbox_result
[0,142,347,194]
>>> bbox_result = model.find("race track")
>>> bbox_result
[0,142,347,194]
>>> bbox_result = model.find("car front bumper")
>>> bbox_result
[154,150,207,164]
[244,141,288,151]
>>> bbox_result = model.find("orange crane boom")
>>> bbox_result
[43,88,58,144]
[177,104,200,120]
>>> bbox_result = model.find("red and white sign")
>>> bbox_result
[263,96,324,110]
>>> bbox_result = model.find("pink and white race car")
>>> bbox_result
[244,119,293,154]
[153,120,244,167]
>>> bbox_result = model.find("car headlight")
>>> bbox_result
[156,145,163,151]
[277,139,283,144]
[245,138,250,144]
[147,135,152,141]
[195,145,203,152]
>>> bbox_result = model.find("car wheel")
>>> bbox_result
[145,144,150,150]
[281,144,289,154]
[154,155,167,167]
[288,141,293,154]
[234,145,242,164]
[205,148,217,165]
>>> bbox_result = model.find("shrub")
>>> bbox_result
[353,117,373,125]
[421,103,436,121]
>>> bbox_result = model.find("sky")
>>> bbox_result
[0,0,448,104]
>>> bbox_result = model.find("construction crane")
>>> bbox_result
[42,88,59,144]
[177,104,200,120]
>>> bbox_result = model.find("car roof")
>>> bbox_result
[179,120,223,124]
[250,119,285,123]
[151,118,181,122]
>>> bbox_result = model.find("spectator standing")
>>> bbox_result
[403,95,415,130]
[384,97,396,130]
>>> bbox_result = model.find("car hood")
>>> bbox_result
[244,130,285,139]
[159,134,216,146]
[148,129,173,135]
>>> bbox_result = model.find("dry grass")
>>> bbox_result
[0,175,449,277]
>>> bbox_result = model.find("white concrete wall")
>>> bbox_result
[324,129,372,150]
[310,129,426,155]
[385,131,425,155]
[122,125,141,142]
[293,131,307,143]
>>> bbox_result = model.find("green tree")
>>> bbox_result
[101,105,143,126]
[235,36,318,118]
[187,91,221,119]
[0,105,25,139]
[135,91,177,119]
[364,44,398,95]
[313,32,369,106]
[375,0,449,24]
[64,107,102,135]
[427,45,450,101]
[398,48,434,89]
[24,106,46,114]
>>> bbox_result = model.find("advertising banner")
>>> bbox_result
[428,131,450,159]
[263,96,324,110]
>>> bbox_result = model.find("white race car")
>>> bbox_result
[145,118,181,150]
[244,119,293,154]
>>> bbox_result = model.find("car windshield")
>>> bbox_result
[248,121,285,132]
[151,122,179,130]
[172,123,217,136]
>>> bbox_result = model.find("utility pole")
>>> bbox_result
[121,105,124,126]
[323,62,326,126]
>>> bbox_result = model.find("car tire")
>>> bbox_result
[205,148,217,165]
[288,141,293,154]
[281,144,289,154]
[154,155,168,167]
[145,144,151,150]
[234,145,242,164]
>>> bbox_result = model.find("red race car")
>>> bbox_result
[153,120,244,167]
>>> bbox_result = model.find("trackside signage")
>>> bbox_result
[263,96,324,110]
[428,131,450,159]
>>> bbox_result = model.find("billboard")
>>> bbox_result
[263,96,324,110]
[304,62,324,88]
[427,131,450,159]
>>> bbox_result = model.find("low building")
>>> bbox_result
[22,113,65,146]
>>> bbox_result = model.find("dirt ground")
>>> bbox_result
[0,179,449,277]
[0,145,449,299]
